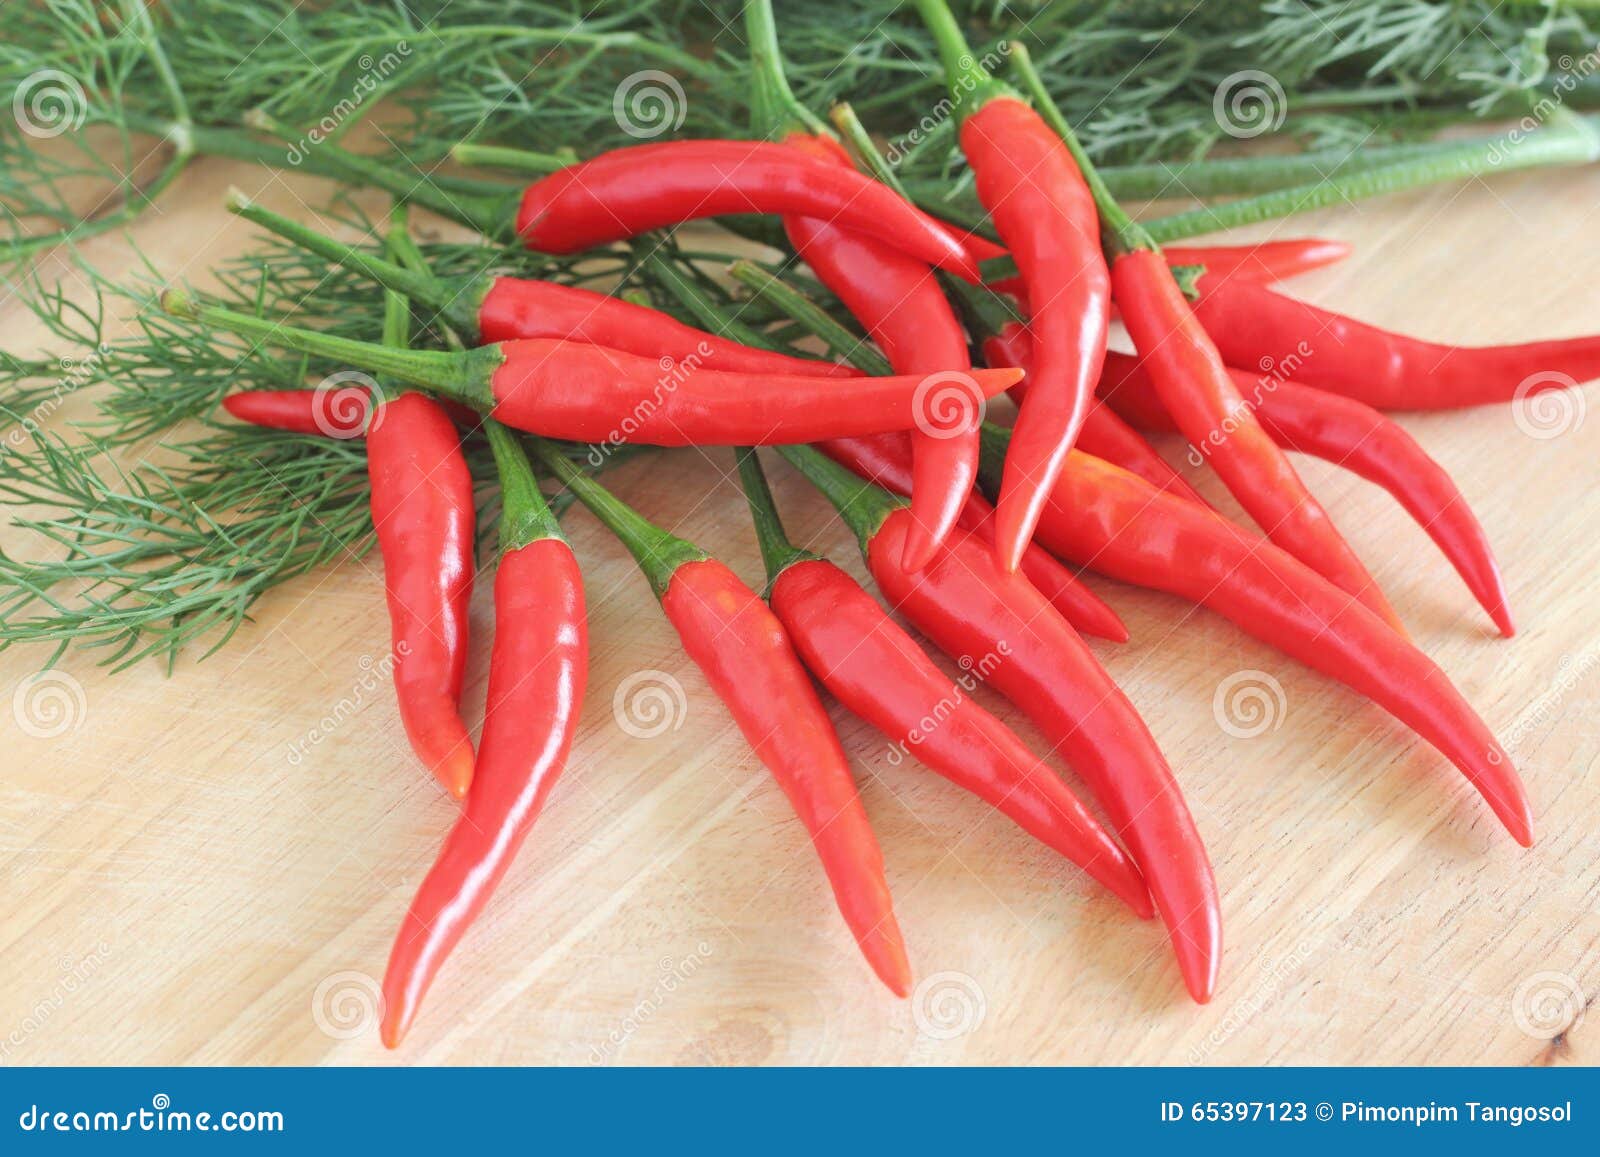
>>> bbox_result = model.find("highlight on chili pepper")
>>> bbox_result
[3,0,1595,1069]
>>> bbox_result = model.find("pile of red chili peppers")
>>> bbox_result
[157,0,1599,1044]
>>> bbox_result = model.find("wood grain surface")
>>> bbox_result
[1,148,1596,1067]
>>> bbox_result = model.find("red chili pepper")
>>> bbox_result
[161,294,1023,448]
[982,322,1207,506]
[528,441,910,996]
[818,433,1127,642]
[222,387,368,437]
[1192,275,1600,410]
[367,392,476,798]
[1111,248,1406,634]
[735,449,1149,914]
[780,131,981,572]
[914,5,1111,571]
[514,140,977,280]
[381,424,585,1047]
[1099,352,1513,636]
[228,193,859,378]
[988,434,1533,846]
[783,443,1220,1003]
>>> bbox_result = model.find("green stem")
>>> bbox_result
[1100,139,1453,201]
[743,0,826,139]
[449,142,577,174]
[486,422,562,550]
[635,245,777,351]
[828,103,909,195]
[910,0,1012,116]
[975,421,1011,497]
[1007,41,1153,255]
[736,447,814,586]
[775,444,902,553]
[160,290,497,408]
[380,205,413,351]
[725,261,891,376]
[242,110,515,237]
[1143,112,1600,244]
[524,437,703,599]
[225,190,483,338]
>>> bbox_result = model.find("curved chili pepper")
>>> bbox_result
[1112,248,1406,634]
[818,433,1127,642]
[986,431,1533,846]
[160,295,1024,448]
[781,131,980,572]
[1099,352,1514,636]
[773,558,1150,913]
[782,443,1220,1003]
[526,441,910,996]
[735,448,1149,914]
[228,193,858,377]
[981,322,1207,506]
[913,3,1111,571]
[514,140,978,279]
[368,392,476,798]
[1193,275,1600,410]
[221,387,367,438]
[381,424,585,1047]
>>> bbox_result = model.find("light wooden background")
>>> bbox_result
[1,144,1596,1067]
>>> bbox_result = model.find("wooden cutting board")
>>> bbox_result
[1,149,1596,1066]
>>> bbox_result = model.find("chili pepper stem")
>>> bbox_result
[159,289,497,409]
[911,0,1013,115]
[743,0,827,139]
[776,444,904,551]
[726,261,891,376]
[524,437,705,598]
[226,190,484,339]
[486,423,562,551]
[449,141,577,174]
[736,447,817,588]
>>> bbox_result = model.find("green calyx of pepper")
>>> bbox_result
[524,436,704,599]
[735,447,820,592]
[160,289,500,411]
[912,0,1017,123]
[227,190,487,340]
[486,422,564,551]
[776,444,905,556]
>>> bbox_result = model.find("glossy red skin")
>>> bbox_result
[983,323,1207,507]
[818,434,1127,641]
[367,393,476,797]
[380,539,587,1047]
[223,388,366,437]
[961,97,1110,572]
[979,238,1351,300]
[1112,249,1405,634]
[1193,275,1600,409]
[770,558,1150,915]
[782,133,979,572]
[515,140,977,279]
[485,341,1019,445]
[866,508,1221,1003]
[477,279,856,376]
[1099,352,1513,637]
[661,559,910,996]
[1029,451,1534,847]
